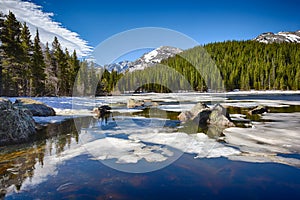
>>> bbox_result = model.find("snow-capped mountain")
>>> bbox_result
[254,30,300,44]
[127,46,183,72]
[103,46,183,73]
[104,61,131,73]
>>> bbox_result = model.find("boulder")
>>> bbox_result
[0,99,36,145]
[209,104,235,127]
[127,99,145,109]
[248,105,268,115]
[192,109,212,125]
[178,103,235,127]
[93,105,112,118]
[178,103,209,122]
[14,98,56,117]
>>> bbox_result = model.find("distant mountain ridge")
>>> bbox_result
[104,30,300,73]
[253,30,300,43]
[104,46,182,73]
[104,61,131,73]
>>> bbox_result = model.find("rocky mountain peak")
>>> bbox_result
[104,46,182,73]
[253,30,300,44]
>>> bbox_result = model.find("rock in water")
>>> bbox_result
[93,105,112,118]
[127,99,145,109]
[209,104,235,127]
[248,105,268,115]
[14,98,56,117]
[0,99,36,145]
[178,103,235,127]
[178,103,209,122]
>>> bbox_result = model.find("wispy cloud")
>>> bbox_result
[0,0,92,57]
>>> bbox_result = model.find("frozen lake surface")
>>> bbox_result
[1,92,300,199]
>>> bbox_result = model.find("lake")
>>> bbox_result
[1,92,300,200]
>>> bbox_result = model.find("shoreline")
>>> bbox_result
[1,90,300,99]
[225,90,300,95]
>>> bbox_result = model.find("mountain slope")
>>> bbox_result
[104,61,131,73]
[127,46,183,72]
[104,46,182,73]
[254,30,300,43]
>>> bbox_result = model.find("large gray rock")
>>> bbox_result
[178,103,208,122]
[0,99,36,145]
[14,98,56,117]
[209,104,235,127]
[178,103,235,127]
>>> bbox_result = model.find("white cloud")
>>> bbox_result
[0,0,92,57]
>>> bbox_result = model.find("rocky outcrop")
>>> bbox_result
[14,98,56,117]
[254,30,300,44]
[248,105,268,115]
[178,103,235,127]
[0,99,36,145]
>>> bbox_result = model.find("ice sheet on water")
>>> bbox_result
[111,108,144,113]
[223,112,300,167]
[223,102,258,108]
[157,104,194,112]
[128,132,239,158]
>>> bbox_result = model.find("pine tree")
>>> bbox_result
[52,37,68,96]
[68,50,80,95]
[20,22,32,96]
[32,29,46,96]
[0,11,23,96]
[44,42,57,96]
[51,36,61,96]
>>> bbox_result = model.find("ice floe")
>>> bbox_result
[224,112,300,167]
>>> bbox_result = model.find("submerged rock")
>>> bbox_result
[248,105,268,115]
[14,98,56,117]
[0,98,36,145]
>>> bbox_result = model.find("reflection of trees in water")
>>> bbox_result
[0,118,85,198]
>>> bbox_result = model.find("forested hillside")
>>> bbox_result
[204,41,300,90]
[129,41,300,92]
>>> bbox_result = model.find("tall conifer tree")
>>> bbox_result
[32,29,46,96]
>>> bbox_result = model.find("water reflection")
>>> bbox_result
[0,119,82,198]
[1,94,300,199]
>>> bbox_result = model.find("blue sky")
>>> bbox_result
[29,0,300,48]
